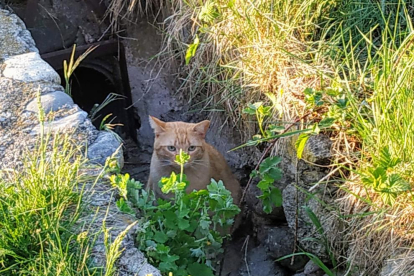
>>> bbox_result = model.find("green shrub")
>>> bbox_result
[111,150,240,276]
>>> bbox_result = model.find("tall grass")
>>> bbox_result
[0,126,127,275]
[331,2,414,273]
[152,0,340,128]
[0,132,96,275]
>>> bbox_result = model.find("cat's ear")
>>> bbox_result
[149,116,166,134]
[193,120,210,138]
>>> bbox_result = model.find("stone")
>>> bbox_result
[300,135,332,164]
[258,225,308,272]
[0,10,38,60]
[87,131,124,167]
[379,257,406,276]
[31,110,88,134]
[293,273,306,276]
[117,248,162,276]
[26,91,74,114]
[239,246,288,276]
[282,183,333,262]
[3,52,60,83]
[304,260,325,276]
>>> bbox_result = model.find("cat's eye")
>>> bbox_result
[188,146,196,152]
[167,146,176,151]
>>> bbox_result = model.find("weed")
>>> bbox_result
[110,150,240,276]
[63,44,97,97]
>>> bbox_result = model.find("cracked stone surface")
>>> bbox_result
[0,8,160,276]
[0,9,38,60]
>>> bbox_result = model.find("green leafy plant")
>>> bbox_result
[185,35,200,65]
[111,150,239,276]
[110,173,142,214]
[250,156,283,214]
[361,147,410,206]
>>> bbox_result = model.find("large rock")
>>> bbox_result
[0,9,38,60]
[3,52,61,83]
[239,246,288,276]
[26,91,74,114]
[0,8,160,275]
[87,131,124,167]
[258,225,308,271]
[282,183,336,263]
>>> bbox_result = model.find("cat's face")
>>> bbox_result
[149,116,210,168]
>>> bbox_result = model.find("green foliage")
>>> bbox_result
[110,173,143,214]
[0,134,97,275]
[112,150,239,276]
[103,220,138,276]
[361,147,410,206]
[250,156,283,214]
[185,35,200,65]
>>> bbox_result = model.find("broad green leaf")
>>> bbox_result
[187,262,214,276]
[269,187,282,207]
[267,167,282,181]
[259,156,282,175]
[243,107,256,115]
[249,102,263,111]
[156,244,170,254]
[378,147,401,169]
[190,247,205,258]
[381,192,397,206]
[262,198,272,214]
[116,198,135,214]
[159,261,178,272]
[295,133,310,159]
[257,178,272,190]
[154,231,169,243]
[200,219,211,230]
[185,35,200,65]
[319,117,335,127]
[178,218,191,230]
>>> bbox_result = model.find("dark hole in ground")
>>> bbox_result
[54,65,136,136]
[41,42,139,141]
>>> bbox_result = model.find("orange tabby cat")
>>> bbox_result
[147,116,241,205]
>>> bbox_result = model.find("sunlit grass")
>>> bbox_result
[0,127,128,275]
[0,132,95,275]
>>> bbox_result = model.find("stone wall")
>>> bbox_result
[0,8,160,276]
